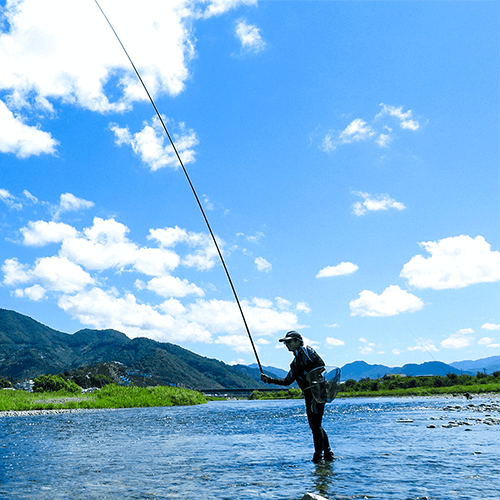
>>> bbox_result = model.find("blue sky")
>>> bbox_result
[0,0,498,371]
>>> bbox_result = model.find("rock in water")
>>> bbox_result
[301,494,328,500]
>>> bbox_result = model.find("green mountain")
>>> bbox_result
[0,308,272,390]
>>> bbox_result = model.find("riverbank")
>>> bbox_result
[250,376,500,400]
[0,384,206,413]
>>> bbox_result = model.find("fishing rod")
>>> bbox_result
[94,0,263,374]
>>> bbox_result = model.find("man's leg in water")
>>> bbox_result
[305,392,333,462]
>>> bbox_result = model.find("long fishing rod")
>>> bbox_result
[94,0,263,373]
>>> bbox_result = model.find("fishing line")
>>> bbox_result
[94,0,263,373]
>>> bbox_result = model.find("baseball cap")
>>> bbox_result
[279,331,303,343]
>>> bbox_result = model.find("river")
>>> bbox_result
[1,396,499,499]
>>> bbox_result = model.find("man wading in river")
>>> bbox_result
[260,331,334,463]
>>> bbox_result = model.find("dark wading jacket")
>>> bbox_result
[266,345,325,391]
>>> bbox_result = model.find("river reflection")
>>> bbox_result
[1,397,499,499]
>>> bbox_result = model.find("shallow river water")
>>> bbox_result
[1,396,499,499]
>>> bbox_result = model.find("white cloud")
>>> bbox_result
[58,287,213,344]
[0,188,23,210]
[275,297,292,310]
[441,328,475,349]
[58,218,179,275]
[376,103,420,130]
[238,231,265,244]
[375,131,392,148]
[358,337,375,355]
[51,193,94,220]
[2,258,31,286]
[252,297,273,308]
[20,220,78,246]
[339,119,375,144]
[350,285,424,317]
[352,191,406,216]
[320,133,336,153]
[33,256,95,293]
[2,203,304,352]
[187,298,299,336]
[14,284,46,301]
[4,255,94,294]
[296,302,311,313]
[202,0,257,18]
[0,100,57,157]
[320,103,420,153]
[316,261,358,278]
[110,117,198,171]
[400,235,500,290]
[255,256,272,272]
[482,322,500,330]
[478,337,495,346]
[235,19,266,53]
[0,0,254,156]
[326,337,345,347]
[140,276,204,298]
[407,338,438,353]
[149,226,219,271]
[215,334,255,354]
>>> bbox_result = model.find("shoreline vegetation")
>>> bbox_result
[0,384,207,413]
[250,372,500,401]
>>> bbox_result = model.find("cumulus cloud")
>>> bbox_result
[482,322,500,330]
[235,19,266,53]
[400,235,500,290]
[110,117,198,171]
[215,334,255,354]
[326,337,345,347]
[0,0,254,157]
[349,285,424,317]
[4,255,95,294]
[477,336,500,349]
[58,287,213,343]
[0,100,58,157]
[14,284,46,301]
[137,276,204,298]
[441,328,475,349]
[2,192,302,351]
[51,193,94,220]
[21,220,79,246]
[316,262,358,278]
[149,226,219,271]
[187,298,298,336]
[351,191,406,216]
[255,256,272,272]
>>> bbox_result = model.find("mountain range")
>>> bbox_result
[0,308,273,389]
[1,308,499,388]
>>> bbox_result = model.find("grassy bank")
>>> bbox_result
[0,384,206,412]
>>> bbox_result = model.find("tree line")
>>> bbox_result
[342,371,500,394]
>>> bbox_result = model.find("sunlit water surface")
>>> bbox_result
[1,397,499,499]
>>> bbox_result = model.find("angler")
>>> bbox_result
[261,331,339,464]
